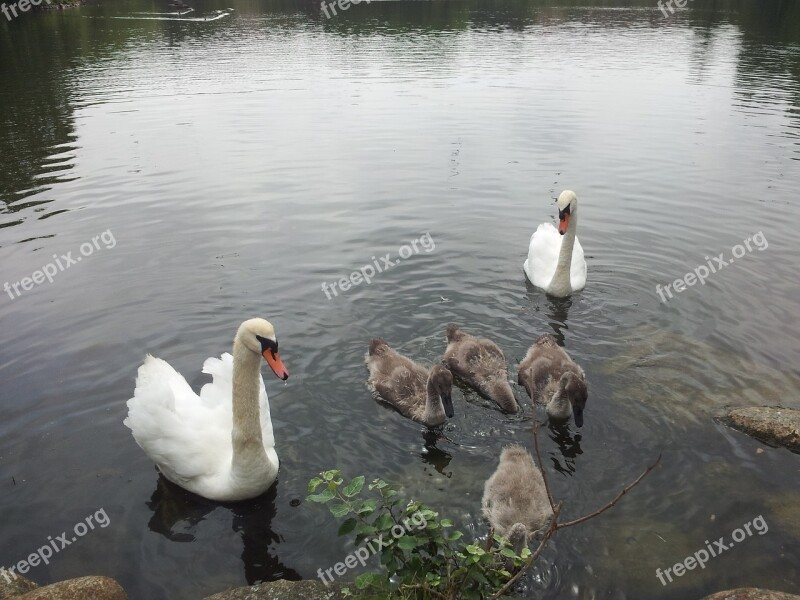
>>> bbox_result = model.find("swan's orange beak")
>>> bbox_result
[558,212,570,235]
[263,349,289,381]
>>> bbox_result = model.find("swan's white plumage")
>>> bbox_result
[124,352,278,501]
[523,222,587,292]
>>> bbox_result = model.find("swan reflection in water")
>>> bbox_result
[546,421,583,477]
[145,475,301,584]
[420,428,453,477]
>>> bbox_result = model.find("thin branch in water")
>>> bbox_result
[557,453,662,530]
[532,419,556,512]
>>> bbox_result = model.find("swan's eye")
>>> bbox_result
[558,205,571,219]
[256,335,278,353]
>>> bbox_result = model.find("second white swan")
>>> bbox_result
[523,190,587,297]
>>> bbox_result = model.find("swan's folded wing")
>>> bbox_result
[125,355,230,483]
[525,223,560,289]
[570,237,587,290]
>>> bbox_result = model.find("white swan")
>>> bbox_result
[124,318,289,502]
[523,190,587,297]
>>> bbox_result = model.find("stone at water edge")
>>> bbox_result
[701,588,800,600]
[204,579,350,600]
[4,576,126,600]
[0,573,37,599]
[724,406,800,452]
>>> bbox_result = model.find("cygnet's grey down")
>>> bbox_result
[517,334,587,426]
[366,338,454,427]
[443,325,518,413]
[482,445,554,552]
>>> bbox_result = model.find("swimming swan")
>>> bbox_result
[125,318,290,502]
[523,190,587,297]
[366,338,454,427]
[482,445,554,552]
[443,325,518,414]
[517,334,587,427]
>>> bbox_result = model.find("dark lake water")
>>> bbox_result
[2,1,799,598]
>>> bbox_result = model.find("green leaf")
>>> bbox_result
[440,518,453,527]
[374,513,394,530]
[354,572,383,590]
[329,501,351,518]
[338,518,358,536]
[306,489,335,503]
[323,469,339,481]
[357,499,378,516]
[500,548,517,558]
[308,477,323,494]
[520,547,532,559]
[357,523,378,535]
[446,530,464,541]
[396,535,419,550]
[343,475,366,498]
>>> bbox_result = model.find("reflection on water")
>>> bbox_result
[146,476,301,584]
[1,0,799,598]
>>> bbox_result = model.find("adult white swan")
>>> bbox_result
[124,318,289,502]
[523,190,587,297]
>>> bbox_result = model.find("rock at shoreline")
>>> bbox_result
[0,576,126,600]
[0,574,37,599]
[702,589,800,600]
[724,407,800,453]
[204,579,349,600]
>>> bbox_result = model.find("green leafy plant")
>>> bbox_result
[307,470,530,599]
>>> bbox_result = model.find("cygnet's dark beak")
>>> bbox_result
[442,392,455,419]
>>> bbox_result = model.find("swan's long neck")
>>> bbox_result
[231,338,267,477]
[549,201,578,296]
[424,378,445,424]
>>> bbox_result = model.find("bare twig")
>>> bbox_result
[557,453,661,530]
[532,420,556,511]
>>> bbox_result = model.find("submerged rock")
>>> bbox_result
[701,589,800,600]
[204,579,349,600]
[724,407,800,452]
